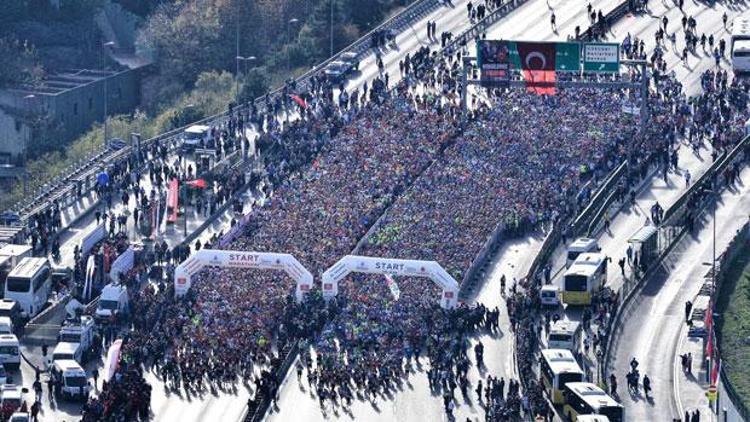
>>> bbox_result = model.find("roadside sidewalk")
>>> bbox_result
[676,290,716,422]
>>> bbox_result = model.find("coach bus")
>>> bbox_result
[562,253,607,306]
[4,257,51,318]
[562,382,623,422]
[540,348,585,404]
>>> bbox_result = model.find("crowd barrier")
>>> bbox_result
[243,341,299,422]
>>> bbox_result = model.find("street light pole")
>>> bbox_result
[235,56,256,104]
[23,94,35,194]
[287,18,299,74]
[330,0,334,57]
[102,41,116,152]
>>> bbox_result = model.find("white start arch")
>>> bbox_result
[174,249,314,302]
[321,255,460,309]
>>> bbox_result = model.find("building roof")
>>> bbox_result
[6,68,125,97]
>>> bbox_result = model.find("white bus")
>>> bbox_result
[563,382,624,422]
[566,238,599,267]
[4,257,51,318]
[540,348,585,405]
[732,18,750,73]
[562,253,607,306]
[548,320,582,351]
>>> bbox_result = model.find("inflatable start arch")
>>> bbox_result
[321,255,460,309]
[174,249,313,302]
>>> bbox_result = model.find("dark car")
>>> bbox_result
[323,61,349,83]
[339,51,360,72]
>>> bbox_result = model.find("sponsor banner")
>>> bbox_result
[173,249,313,303]
[109,246,135,283]
[477,40,511,87]
[82,224,106,256]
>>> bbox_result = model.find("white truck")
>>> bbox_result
[95,284,129,322]
[52,359,90,401]
[52,342,84,365]
[57,315,96,364]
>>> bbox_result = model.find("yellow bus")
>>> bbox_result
[540,349,585,404]
[562,253,607,306]
[562,382,623,422]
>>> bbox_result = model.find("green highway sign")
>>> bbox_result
[554,42,581,72]
[583,43,620,72]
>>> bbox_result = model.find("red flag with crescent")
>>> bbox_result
[516,42,557,95]
[289,94,308,109]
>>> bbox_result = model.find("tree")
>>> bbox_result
[239,68,269,104]
[0,37,44,88]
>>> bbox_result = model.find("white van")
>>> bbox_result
[52,359,90,400]
[540,285,561,307]
[181,125,210,152]
[0,385,22,414]
[52,342,83,365]
[0,317,13,336]
[566,238,600,267]
[95,284,129,321]
[548,320,582,352]
[0,335,20,369]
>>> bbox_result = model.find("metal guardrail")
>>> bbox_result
[10,0,443,224]
[443,0,529,56]
[578,0,634,41]
[663,135,750,226]
[571,161,626,235]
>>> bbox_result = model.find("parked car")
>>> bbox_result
[339,51,360,72]
[323,61,349,83]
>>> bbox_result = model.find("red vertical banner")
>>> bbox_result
[167,178,179,224]
[705,299,714,356]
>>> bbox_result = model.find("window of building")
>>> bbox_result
[89,98,93,110]
[74,103,78,115]
[15,120,22,132]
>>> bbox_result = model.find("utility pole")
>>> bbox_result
[330,0,334,57]
[236,9,240,104]
[288,18,299,74]
[102,41,115,152]
[461,56,472,113]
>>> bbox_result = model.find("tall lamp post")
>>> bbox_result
[330,0,334,57]
[22,94,35,194]
[235,56,257,103]
[702,188,719,386]
[102,41,116,153]
[287,18,299,73]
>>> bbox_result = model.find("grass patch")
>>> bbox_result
[716,241,750,407]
